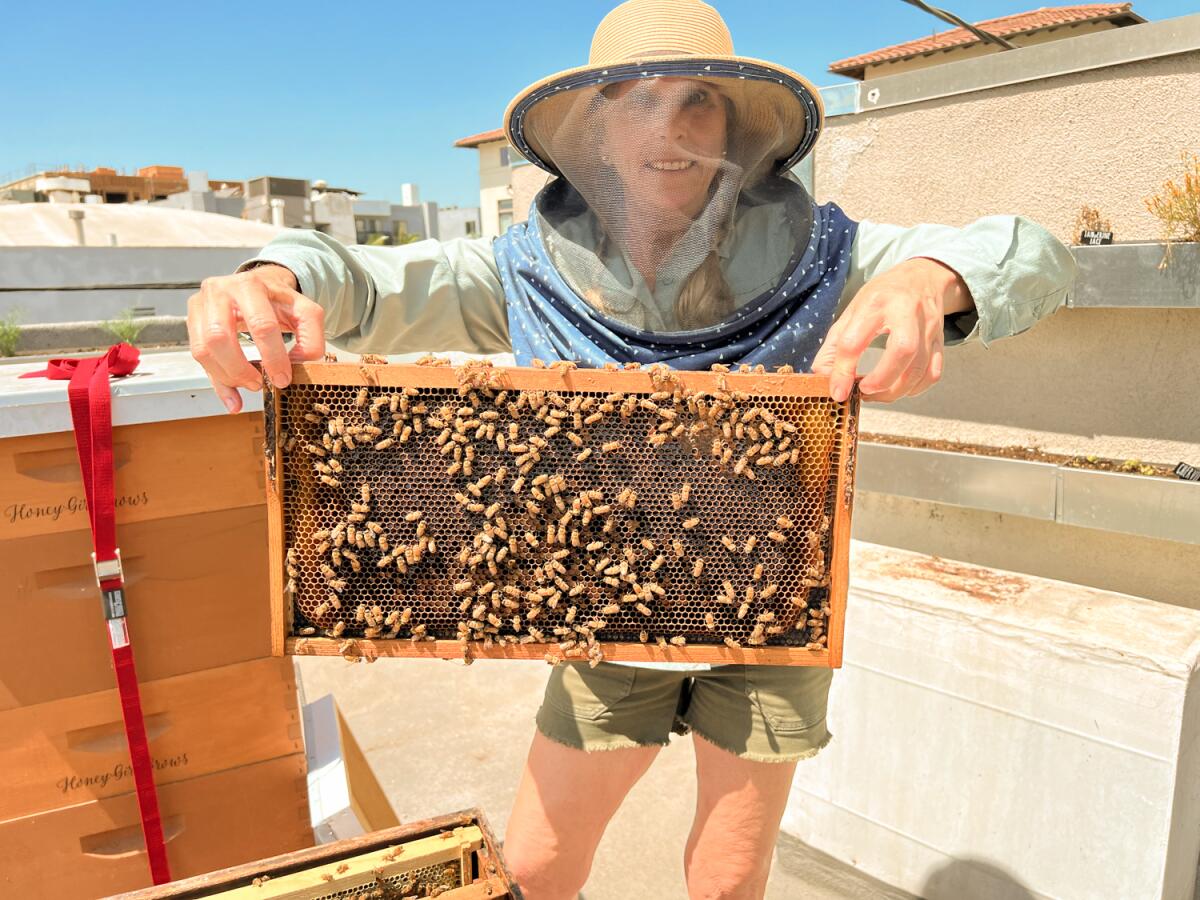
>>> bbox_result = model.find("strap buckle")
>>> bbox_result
[92,549,123,586]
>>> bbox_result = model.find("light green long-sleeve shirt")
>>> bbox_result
[242,215,1074,672]
[241,216,1076,357]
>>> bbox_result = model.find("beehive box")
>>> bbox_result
[106,809,516,899]
[0,412,263,542]
[0,505,272,710]
[0,657,301,821]
[0,754,312,900]
[266,360,859,667]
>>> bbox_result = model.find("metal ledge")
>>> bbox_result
[857,442,1200,545]
[1070,243,1200,308]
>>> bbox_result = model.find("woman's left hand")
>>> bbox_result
[810,258,973,403]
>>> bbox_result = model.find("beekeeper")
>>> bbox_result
[188,1,1075,896]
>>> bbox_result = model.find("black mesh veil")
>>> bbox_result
[520,72,818,333]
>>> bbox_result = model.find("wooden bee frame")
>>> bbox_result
[109,808,517,899]
[264,362,859,667]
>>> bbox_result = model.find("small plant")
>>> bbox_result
[0,310,21,357]
[1144,151,1200,269]
[1072,206,1111,241]
[102,308,146,345]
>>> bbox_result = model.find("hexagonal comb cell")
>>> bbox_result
[266,361,858,667]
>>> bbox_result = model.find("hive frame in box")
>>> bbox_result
[264,362,859,667]
[107,808,518,899]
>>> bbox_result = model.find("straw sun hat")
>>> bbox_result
[504,0,823,177]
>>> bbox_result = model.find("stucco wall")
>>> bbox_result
[478,141,512,238]
[817,48,1200,608]
[816,50,1200,244]
[511,164,553,225]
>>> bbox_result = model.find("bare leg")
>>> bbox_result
[683,733,798,900]
[504,729,661,900]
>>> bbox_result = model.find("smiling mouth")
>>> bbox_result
[645,160,696,172]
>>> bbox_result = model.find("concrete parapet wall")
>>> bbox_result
[783,541,1200,899]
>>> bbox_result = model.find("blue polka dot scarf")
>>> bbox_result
[493,197,858,371]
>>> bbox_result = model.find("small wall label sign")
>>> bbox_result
[1080,230,1114,245]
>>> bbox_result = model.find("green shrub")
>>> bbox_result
[0,310,21,357]
[102,308,146,345]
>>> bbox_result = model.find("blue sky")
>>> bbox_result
[2,0,1194,208]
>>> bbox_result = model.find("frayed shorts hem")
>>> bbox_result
[686,720,833,763]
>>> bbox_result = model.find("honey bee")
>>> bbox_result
[682,518,700,530]
[704,612,716,629]
[693,558,705,577]
[669,635,687,647]
[720,536,737,552]
[743,535,758,554]
[576,448,593,462]
[767,530,787,543]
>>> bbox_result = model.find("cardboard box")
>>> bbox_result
[0,753,313,900]
[302,694,399,843]
[0,505,272,710]
[0,411,263,543]
[0,657,302,821]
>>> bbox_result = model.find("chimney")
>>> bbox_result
[400,183,419,206]
[187,170,209,192]
[67,209,86,246]
[269,198,286,228]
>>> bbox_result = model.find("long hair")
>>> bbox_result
[579,83,742,330]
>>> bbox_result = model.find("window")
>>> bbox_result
[499,146,510,167]
[465,221,477,236]
[497,197,513,232]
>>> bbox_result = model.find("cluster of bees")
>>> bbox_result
[283,358,836,665]
[338,867,458,899]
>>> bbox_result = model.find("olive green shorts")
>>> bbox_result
[535,662,833,763]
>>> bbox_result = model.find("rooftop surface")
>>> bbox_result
[0,202,282,247]
[296,654,917,900]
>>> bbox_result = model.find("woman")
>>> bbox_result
[188,1,1075,896]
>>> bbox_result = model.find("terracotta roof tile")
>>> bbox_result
[829,4,1143,75]
[454,127,506,149]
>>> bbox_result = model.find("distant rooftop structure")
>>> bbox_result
[453,128,505,149]
[0,203,282,247]
[0,165,237,205]
[828,3,1147,80]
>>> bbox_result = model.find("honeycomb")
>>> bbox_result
[316,859,462,899]
[270,360,856,666]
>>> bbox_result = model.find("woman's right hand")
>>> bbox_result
[187,264,325,413]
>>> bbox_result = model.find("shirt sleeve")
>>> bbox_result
[841,217,1077,347]
[237,230,511,355]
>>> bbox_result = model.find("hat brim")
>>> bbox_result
[504,56,824,177]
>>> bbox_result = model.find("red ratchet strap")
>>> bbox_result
[21,344,172,884]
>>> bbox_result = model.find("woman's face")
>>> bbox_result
[602,78,728,223]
